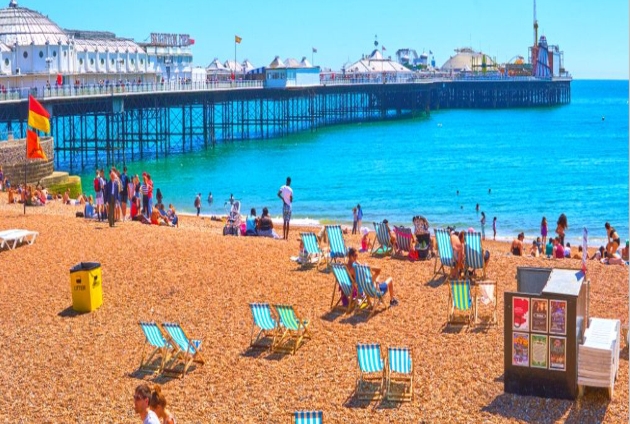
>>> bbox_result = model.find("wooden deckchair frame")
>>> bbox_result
[433,228,456,279]
[330,264,357,314]
[384,347,414,402]
[324,225,348,268]
[356,343,385,401]
[464,231,487,280]
[354,264,387,318]
[161,322,205,378]
[299,232,325,270]
[393,226,413,259]
[370,222,393,257]
[273,304,312,355]
[249,303,279,350]
[447,280,474,327]
[138,321,172,375]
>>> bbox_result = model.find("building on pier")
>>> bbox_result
[441,47,497,74]
[265,56,319,88]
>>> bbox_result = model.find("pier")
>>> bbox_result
[0,77,571,173]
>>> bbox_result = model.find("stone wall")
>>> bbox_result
[0,136,54,184]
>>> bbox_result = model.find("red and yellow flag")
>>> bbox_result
[26,129,47,160]
[235,35,242,44]
[28,94,50,133]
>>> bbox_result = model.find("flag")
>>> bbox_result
[382,45,386,51]
[312,47,317,53]
[28,95,50,133]
[26,129,47,160]
[56,74,62,85]
[188,38,195,45]
[235,35,242,44]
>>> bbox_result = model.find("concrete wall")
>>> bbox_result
[0,136,54,184]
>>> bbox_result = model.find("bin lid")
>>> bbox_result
[70,262,101,272]
[542,268,584,296]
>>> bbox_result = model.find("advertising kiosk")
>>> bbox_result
[504,267,588,399]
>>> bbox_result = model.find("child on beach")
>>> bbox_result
[541,217,548,246]
[492,217,497,240]
[360,227,370,252]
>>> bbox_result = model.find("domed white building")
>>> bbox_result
[440,47,496,73]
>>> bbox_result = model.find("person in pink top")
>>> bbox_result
[554,237,565,259]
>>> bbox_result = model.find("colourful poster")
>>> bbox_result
[531,334,548,369]
[531,299,548,333]
[549,336,566,371]
[512,297,530,331]
[512,332,530,367]
[550,300,567,335]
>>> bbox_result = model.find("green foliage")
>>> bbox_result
[46,176,82,198]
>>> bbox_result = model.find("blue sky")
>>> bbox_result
[23,0,629,79]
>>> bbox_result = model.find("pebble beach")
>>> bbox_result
[0,198,627,423]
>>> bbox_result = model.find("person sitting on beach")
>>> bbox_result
[84,196,95,218]
[62,189,71,205]
[257,207,279,239]
[167,204,179,227]
[360,227,370,252]
[150,206,169,226]
[622,240,629,261]
[346,247,399,306]
[149,385,176,424]
[564,243,572,258]
[511,232,524,256]
[382,219,398,252]
[554,237,565,259]
[245,208,258,236]
[451,231,465,277]
[530,240,540,257]
[602,251,625,266]
[605,222,621,258]
[7,187,16,204]
[158,204,174,226]
[573,246,583,260]
[590,246,605,260]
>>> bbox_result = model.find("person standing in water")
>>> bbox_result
[492,217,497,240]
[207,192,213,210]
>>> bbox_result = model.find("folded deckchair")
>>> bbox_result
[433,228,456,279]
[249,303,278,350]
[299,232,325,269]
[293,411,323,424]
[325,225,347,266]
[330,263,356,314]
[464,231,487,280]
[354,264,387,317]
[356,343,385,400]
[448,280,474,326]
[474,280,498,326]
[0,229,39,250]
[138,321,172,375]
[385,347,414,402]
[393,226,413,258]
[370,222,393,256]
[161,322,205,378]
[273,304,311,354]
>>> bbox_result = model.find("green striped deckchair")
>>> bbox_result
[464,231,487,280]
[249,303,278,350]
[293,411,323,424]
[325,225,347,266]
[299,232,324,269]
[354,264,386,317]
[330,263,356,313]
[385,347,414,402]
[161,322,205,378]
[448,280,473,326]
[356,343,385,400]
[370,221,393,256]
[433,228,456,279]
[138,321,172,375]
[273,304,311,354]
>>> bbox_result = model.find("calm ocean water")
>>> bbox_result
[79,80,629,246]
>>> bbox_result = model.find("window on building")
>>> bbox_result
[4,58,8,66]
[79,58,83,65]
[100,58,104,65]
[111,59,114,65]
[131,58,134,65]
[140,58,144,65]
[90,58,94,65]
[38,51,43,58]
[63,50,67,57]
[52,50,57,57]
[23,51,28,59]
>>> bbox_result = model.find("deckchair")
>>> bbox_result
[325,225,347,266]
[433,228,456,279]
[385,347,414,402]
[293,411,323,424]
[356,343,385,400]
[447,279,474,326]
[161,322,205,378]
[138,321,172,375]
[354,264,387,317]
[393,226,413,259]
[299,232,325,269]
[249,303,278,350]
[474,280,498,325]
[330,263,356,314]
[273,304,311,354]
[464,231,487,280]
[370,222,393,256]
[0,229,39,250]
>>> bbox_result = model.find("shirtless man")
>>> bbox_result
[511,232,524,256]
[451,231,465,277]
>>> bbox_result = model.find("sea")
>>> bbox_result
[79,79,629,247]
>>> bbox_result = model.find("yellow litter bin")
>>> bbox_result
[70,262,103,312]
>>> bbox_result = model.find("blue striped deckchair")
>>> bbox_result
[273,304,311,354]
[464,231,487,280]
[330,264,356,313]
[161,322,205,378]
[354,264,387,317]
[293,411,323,424]
[356,343,385,400]
[370,222,393,256]
[299,232,324,269]
[433,228,456,279]
[448,280,473,326]
[138,321,172,375]
[325,225,347,266]
[385,347,414,402]
[249,303,278,350]
[393,226,413,258]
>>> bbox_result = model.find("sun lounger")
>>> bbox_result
[464,231,487,280]
[138,321,172,375]
[393,226,413,258]
[371,222,393,256]
[299,232,325,269]
[433,228,455,279]
[272,304,311,354]
[325,225,348,267]
[249,303,278,350]
[330,263,356,314]
[0,229,39,250]
[161,322,204,378]
[385,347,414,402]
[354,264,387,317]
[356,343,385,400]
[293,411,323,424]
[448,279,474,326]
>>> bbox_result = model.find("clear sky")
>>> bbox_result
[21,0,629,79]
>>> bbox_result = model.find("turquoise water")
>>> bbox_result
[79,80,629,246]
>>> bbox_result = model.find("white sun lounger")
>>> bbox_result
[0,229,39,250]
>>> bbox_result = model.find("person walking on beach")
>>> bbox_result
[541,217,548,247]
[352,207,358,234]
[556,213,568,246]
[93,170,104,221]
[194,193,201,217]
[356,204,363,231]
[141,173,150,218]
[278,177,293,240]
[133,384,160,424]
[120,166,129,221]
[104,169,120,228]
[480,212,486,240]
[492,217,497,240]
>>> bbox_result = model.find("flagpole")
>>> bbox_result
[234,37,237,83]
